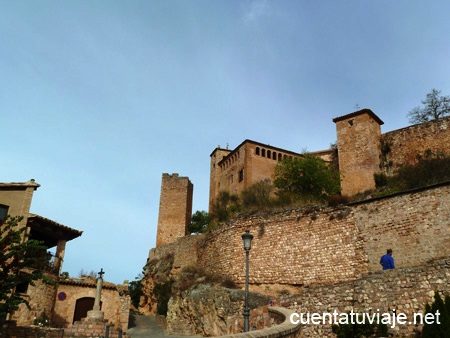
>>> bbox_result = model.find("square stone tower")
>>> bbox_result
[156,173,193,247]
[333,109,384,196]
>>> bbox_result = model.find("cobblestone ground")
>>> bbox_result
[126,314,200,338]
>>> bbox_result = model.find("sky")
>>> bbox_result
[1,0,449,284]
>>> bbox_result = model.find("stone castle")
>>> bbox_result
[146,109,450,336]
[156,108,450,247]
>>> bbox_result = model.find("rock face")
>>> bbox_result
[166,284,270,336]
[139,253,174,315]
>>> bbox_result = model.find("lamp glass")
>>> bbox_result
[242,230,253,251]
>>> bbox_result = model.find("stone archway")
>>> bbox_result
[72,297,102,323]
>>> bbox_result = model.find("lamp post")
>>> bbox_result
[241,230,253,332]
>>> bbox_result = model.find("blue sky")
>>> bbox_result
[1,1,449,284]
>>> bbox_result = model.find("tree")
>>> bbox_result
[273,154,341,202]
[0,216,51,319]
[241,179,273,209]
[210,191,240,222]
[422,291,450,338]
[408,89,450,124]
[188,210,211,234]
[129,274,143,309]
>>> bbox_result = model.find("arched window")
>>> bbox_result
[267,150,271,158]
[272,152,277,160]
[262,149,266,157]
[256,147,260,155]
[278,153,282,161]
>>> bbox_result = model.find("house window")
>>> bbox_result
[261,149,266,157]
[238,169,244,182]
[256,147,260,156]
[0,204,8,224]
[267,150,271,158]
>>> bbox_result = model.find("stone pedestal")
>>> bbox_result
[86,309,104,322]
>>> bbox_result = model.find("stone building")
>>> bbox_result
[0,179,130,330]
[209,140,332,211]
[333,109,384,196]
[0,179,82,325]
[208,109,450,206]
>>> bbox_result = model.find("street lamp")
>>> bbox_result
[241,230,253,332]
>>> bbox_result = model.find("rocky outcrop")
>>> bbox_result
[139,253,174,315]
[166,284,270,336]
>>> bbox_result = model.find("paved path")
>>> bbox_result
[126,314,200,338]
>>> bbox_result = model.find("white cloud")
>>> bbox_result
[244,0,270,24]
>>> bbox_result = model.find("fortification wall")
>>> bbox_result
[381,116,450,173]
[148,234,200,275]
[148,182,450,287]
[282,258,450,337]
[354,183,450,272]
[198,207,367,285]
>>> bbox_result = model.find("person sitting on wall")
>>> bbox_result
[380,249,395,270]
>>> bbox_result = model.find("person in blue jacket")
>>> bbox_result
[380,249,395,270]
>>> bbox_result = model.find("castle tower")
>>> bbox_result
[156,173,193,247]
[209,147,231,212]
[333,109,384,196]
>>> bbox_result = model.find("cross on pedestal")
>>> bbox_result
[87,268,105,322]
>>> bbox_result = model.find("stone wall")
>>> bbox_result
[381,116,450,173]
[147,234,200,275]
[220,307,301,338]
[198,182,450,286]
[143,182,450,336]
[10,277,57,326]
[354,182,450,272]
[146,182,450,287]
[198,206,367,286]
[280,258,450,337]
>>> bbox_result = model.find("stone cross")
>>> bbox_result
[93,268,104,311]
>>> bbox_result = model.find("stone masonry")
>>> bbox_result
[143,182,450,336]
[333,109,384,196]
[155,173,193,247]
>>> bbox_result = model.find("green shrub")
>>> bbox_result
[331,315,376,338]
[327,195,349,207]
[390,155,450,191]
[241,179,273,210]
[374,172,388,188]
[273,154,341,202]
[422,291,450,338]
[153,279,174,316]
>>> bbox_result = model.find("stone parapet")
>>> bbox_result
[219,307,301,338]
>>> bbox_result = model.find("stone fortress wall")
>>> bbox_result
[381,115,450,173]
[146,182,450,336]
[149,182,450,287]
[144,113,450,335]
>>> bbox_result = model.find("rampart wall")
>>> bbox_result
[145,182,450,335]
[197,182,450,285]
[381,116,450,175]
[281,258,450,337]
[148,182,450,286]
